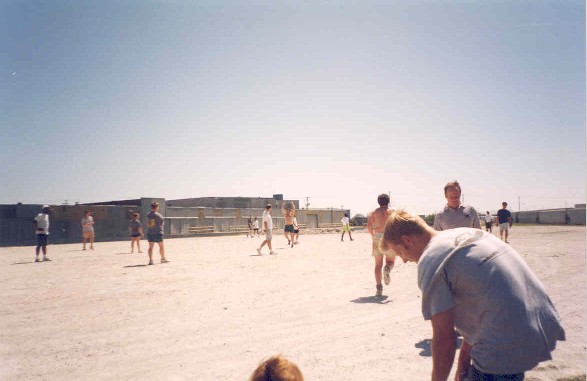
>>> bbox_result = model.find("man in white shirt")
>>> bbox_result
[257,204,276,255]
[340,213,353,242]
[33,205,52,262]
[484,211,494,233]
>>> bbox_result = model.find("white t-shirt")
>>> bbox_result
[262,210,273,229]
[484,214,494,223]
[34,213,50,235]
[418,228,565,374]
[253,220,259,229]
[341,216,350,226]
[81,216,94,232]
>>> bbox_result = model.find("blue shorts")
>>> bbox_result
[37,234,48,247]
[470,366,524,381]
[147,233,163,243]
[284,224,295,233]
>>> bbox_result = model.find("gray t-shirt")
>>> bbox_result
[129,219,142,235]
[81,216,94,232]
[418,228,565,374]
[433,205,481,231]
[146,211,164,235]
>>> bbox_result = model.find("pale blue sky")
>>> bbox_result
[1,1,585,215]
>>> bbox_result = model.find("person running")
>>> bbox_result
[128,213,144,253]
[146,202,169,265]
[281,202,296,248]
[257,204,276,255]
[81,210,95,250]
[484,211,494,233]
[293,216,300,244]
[340,213,353,241]
[33,205,52,262]
[367,193,395,296]
[497,202,513,243]
[380,210,565,381]
[247,215,254,238]
[253,217,260,237]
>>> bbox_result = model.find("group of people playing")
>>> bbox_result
[256,202,301,255]
[33,202,169,265]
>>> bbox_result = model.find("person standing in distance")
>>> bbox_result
[433,181,481,231]
[33,205,52,262]
[340,213,353,241]
[497,202,513,243]
[128,213,144,253]
[484,211,494,233]
[257,204,276,255]
[367,193,395,296]
[147,202,169,265]
[81,210,95,250]
[380,210,565,381]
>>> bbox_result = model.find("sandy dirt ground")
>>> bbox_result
[0,225,584,381]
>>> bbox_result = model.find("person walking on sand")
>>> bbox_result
[341,213,353,241]
[81,210,95,250]
[257,204,276,255]
[33,205,52,262]
[367,193,396,296]
[128,213,144,253]
[247,215,254,238]
[281,201,296,248]
[380,210,565,381]
[484,211,494,233]
[497,202,513,243]
[147,202,169,265]
[433,181,481,231]
[253,217,260,237]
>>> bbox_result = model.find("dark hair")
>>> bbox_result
[85,210,91,214]
[377,193,390,207]
[133,213,139,217]
[266,204,272,210]
[444,181,461,195]
[151,202,159,209]
[344,213,348,217]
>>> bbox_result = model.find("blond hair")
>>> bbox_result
[380,209,429,251]
[248,355,304,381]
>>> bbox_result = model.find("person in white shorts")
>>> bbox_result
[497,202,513,243]
[256,204,276,255]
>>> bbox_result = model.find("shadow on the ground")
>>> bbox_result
[11,261,38,265]
[350,295,390,304]
[415,337,462,357]
[123,264,149,268]
[115,252,135,255]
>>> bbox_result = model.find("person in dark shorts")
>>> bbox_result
[146,202,169,265]
[484,211,494,233]
[33,205,52,262]
[128,213,144,253]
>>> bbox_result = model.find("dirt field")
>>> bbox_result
[0,225,584,380]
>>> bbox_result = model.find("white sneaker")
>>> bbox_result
[270,251,276,255]
[256,248,262,255]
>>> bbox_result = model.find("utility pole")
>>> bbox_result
[518,196,520,212]
[304,197,310,209]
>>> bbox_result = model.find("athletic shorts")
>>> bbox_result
[372,233,395,260]
[131,233,141,238]
[499,222,509,231]
[470,366,524,381]
[485,222,492,229]
[284,224,295,233]
[253,228,259,233]
[82,230,95,239]
[147,233,163,243]
[37,234,48,247]
[342,225,350,232]
[265,229,273,240]
[293,229,299,234]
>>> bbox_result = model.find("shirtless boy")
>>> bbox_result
[281,201,296,248]
[367,193,396,297]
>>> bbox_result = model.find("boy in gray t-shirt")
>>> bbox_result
[146,202,168,265]
[379,210,565,381]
